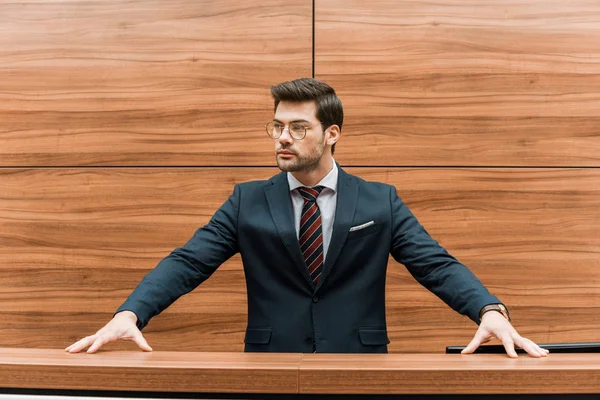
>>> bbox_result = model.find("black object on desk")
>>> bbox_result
[446,341,600,354]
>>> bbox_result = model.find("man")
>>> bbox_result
[66,78,549,358]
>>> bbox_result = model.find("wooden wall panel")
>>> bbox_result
[315,0,600,166]
[0,0,311,167]
[2,168,599,352]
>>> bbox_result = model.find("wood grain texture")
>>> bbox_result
[2,167,599,352]
[0,0,311,166]
[0,348,301,393]
[316,0,600,166]
[299,353,600,394]
[1,349,600,395]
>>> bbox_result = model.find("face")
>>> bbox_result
[273,101,328,173]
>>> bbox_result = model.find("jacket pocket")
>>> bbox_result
[346,222,379,241]
[244,327,272,344]
[358,328,390,345]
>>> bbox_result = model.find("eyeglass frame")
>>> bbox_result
[265,120,325,140]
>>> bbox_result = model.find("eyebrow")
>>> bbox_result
[273,118,311,124]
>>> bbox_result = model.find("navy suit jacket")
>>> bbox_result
[116,165,500,353]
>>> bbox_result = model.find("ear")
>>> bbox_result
[325,124,340,147]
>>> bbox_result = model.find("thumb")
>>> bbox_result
[461,331,485,355]
[131,330,153,352]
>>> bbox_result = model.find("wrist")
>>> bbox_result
[116,310,139,324]
[479,303,511,322]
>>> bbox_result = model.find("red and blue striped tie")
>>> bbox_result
[298,186,325,285]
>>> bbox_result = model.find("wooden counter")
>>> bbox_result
[0,348,301,394]
[300,353,600,394]
[1,348,599,396]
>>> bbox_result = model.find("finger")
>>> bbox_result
[516,337,548,358]
[65,338,85,352]
[86,335,112,354]
[461,331,487,354]
[532,344,548,357]
[66,336,95,353]
[521,341,543,358]
[132,330,153,352]
[501,338,518,358]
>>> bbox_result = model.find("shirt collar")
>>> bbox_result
[287,159,338,193]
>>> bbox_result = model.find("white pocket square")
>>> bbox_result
[349,221,375,232]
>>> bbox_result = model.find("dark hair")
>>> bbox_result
[270,78,343,155]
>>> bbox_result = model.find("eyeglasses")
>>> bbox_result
[266,121,313,140]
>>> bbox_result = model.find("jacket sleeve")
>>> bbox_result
[388,185,500,324]
[115,184,241,329]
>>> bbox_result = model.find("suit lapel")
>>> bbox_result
[315,166,358,292]
[264,172,313,286]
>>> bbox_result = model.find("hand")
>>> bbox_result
[461,311,549,358]
[65,311,152,354]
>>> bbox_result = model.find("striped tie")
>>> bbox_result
[298,186,325,285]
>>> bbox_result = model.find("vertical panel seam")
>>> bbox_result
[312,0,315,78]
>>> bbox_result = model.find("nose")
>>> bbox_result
[277,125,294,145]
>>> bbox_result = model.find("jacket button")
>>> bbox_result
[312,296,319,303]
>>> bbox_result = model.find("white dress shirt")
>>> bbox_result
[287,160,338,261]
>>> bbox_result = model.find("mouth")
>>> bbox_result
[277,150,295,157]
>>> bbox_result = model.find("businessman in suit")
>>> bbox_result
[67,78,549,358]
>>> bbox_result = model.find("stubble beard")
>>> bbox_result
[276,144,324,173]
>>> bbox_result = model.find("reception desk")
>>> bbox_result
[0,348,599,399]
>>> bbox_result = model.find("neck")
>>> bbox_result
[291,157,334,187]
